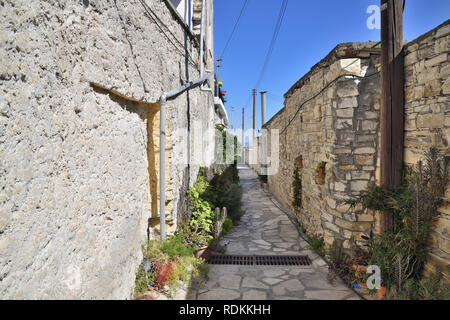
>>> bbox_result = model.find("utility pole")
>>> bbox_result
[380,0,404,232]
[252,89,256,140]
[230,106,234,129]
[242,107,245,163]
[260,91,267,127]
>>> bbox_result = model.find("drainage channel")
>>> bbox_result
[208,255,311,266]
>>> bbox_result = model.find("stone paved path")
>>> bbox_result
[187,165,360,300]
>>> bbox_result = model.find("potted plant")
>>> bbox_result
[375,278,387,299]
[377,285,387,299]
[314,161,327,185]
[351,264,368,288]
[194,244,211,260]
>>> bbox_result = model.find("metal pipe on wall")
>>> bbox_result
[159,73,211,242]
[200,0,212,93]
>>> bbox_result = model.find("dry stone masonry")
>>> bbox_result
[403,20,450,277]
[264,42,382,250]
[263,21,450,278]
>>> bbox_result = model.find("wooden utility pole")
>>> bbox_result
[380,0,404,232]
[252,89,256,140]
[242,107,245,162]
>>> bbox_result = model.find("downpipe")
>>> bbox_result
[159,73,211,242]
[199,0,212,93]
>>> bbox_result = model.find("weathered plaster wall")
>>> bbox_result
[0,0,215,299]
[265,43,382,249]
[402,20,450,278]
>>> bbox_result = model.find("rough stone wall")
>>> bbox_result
[265,43,381,249]
[0,0,215,299]
[265,21,450,276]
[402,20,450,278]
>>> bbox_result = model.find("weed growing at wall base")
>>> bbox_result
[134,234,207,299]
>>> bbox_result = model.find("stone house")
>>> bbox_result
[0,0,226,299]
[263,20,449,279]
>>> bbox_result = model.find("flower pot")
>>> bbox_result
[377,286,386,300]
[295,156,303,168]
[194,245,211,261]
[314,175,325,185]
[352,264,367,287]
[315,169,325,185]
[352,264,367,273]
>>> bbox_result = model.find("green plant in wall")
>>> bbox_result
[292,165,302,209]
[314,161,327,185]
[346,147,450,299]
[186,175,215,247]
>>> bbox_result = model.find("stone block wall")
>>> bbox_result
[265,42,382,249]
[402,20,450,278]
[0,0,216,299]
[265,21,450,276]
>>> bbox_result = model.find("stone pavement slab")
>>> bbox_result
[189,166,360,300]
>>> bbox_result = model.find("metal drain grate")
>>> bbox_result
[208,255,311,266]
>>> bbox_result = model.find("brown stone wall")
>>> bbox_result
[265,21,450,277]
[403,20,450,278]
[265,42,382,249]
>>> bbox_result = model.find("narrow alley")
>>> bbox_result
[2,0,449,304]
[188,166,360,300]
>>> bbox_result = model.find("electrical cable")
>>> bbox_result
[280,71,380,135]
[254,0,289,90]
[241,1,289,113]
[137,0,197,67]
[221,0,250,59]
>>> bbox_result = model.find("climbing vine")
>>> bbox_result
[292,165,302,209]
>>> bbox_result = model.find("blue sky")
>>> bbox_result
[213,0,449,137]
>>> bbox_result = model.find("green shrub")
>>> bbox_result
[387,269,450,300]
[202,164,243,224]
[346,147,450,299]
[134,236,206,299]
[186,174,216,247]
[308,235,325,257]
[161,233,195,260]
[222,217,233,236]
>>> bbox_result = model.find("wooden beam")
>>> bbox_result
[380,0,404,232]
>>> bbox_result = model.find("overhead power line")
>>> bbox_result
[137,0,197,67]
[243,0,289,112]
[280,71,380,135]
[221,0,250,59]
[254,0,289,90]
